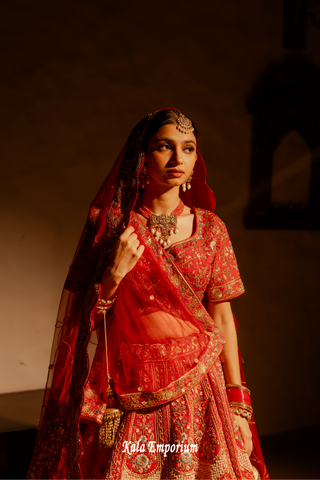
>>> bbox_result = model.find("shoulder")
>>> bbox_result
[194,208,232,250]
[194,208,228,234]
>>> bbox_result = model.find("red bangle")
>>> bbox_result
[226,384,252,407]
[226,383,250,394]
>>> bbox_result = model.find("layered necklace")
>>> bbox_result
[136,199,184,248]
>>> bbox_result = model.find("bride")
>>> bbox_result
[28,108,268,479]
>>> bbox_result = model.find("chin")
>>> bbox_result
[166,178,185,186]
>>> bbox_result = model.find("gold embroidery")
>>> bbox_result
[118,332,223,410]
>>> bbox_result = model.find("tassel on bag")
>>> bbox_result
[96,296,124,448]
[99,407,124,448]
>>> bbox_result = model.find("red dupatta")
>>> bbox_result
[27,109,268,480]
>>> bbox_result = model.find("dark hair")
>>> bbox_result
[142,109,198,151]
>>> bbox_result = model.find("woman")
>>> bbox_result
[28,109,269,479]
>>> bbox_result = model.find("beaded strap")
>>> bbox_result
[95,293,124,448]
[95,294,117,397]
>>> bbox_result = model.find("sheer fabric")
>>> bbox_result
[27,109,269,479]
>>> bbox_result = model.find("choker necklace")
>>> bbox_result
[136,199,184,248]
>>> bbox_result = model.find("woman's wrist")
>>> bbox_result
[95,284,118,315]
[96,294,117,309]
[100,284,118,302]
[100,269,122,300]
[226,383,251,395]
[230,402,253,421]
[226,384,253,421]
[102,267,123,287]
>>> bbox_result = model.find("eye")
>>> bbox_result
[185,145,195,153]
[158,143,171,151]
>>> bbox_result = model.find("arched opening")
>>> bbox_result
[245,57,320,229]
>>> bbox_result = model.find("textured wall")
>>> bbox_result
[1,0,319,435]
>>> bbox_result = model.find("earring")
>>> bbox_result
[181,170,194,192]
[139,165,150,188]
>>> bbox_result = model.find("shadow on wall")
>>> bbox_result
[245,55,320,229]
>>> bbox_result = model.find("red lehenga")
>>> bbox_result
[27,110,269,480]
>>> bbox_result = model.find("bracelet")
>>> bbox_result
[95,295,117,313]
[230,401,253,421]
[226,384,251,395]
[226,384,251,407]
[231,407,253,421]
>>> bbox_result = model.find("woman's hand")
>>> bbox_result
[100,226,145,299]
[233,414,253,456]
[207,302,253,457]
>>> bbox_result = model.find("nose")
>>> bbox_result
[170,148,183,165]
[171,158,183,165]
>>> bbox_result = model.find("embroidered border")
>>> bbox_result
[119,332,222,410]
[205,277,245,302]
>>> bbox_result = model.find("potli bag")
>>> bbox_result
[96,297,124,448]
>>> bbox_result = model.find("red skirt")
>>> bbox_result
[80,365,255,480]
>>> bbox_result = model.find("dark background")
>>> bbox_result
[0,0,320,477]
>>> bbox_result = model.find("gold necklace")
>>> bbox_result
[136,199,184,248]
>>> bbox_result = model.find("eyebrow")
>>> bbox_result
[155,137,197,146]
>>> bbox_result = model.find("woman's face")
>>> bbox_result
[145,123,197,190]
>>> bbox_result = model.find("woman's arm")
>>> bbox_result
[207,300,253,456]
[100,225,145,300]
[92,225,144,329]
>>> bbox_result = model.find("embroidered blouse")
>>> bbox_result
[165,208,244,303]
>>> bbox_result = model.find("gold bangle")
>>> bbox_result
[229,401,253,412]
[95,295,117,312]
[230,401,253,421]
[231,406,253,421]
[226,384,251,395]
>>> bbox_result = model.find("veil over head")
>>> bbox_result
[28,109,268,480]
[31,109,217,476]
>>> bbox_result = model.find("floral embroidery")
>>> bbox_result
[136,454,149,467]
[130,209,244,330]
[79,368,254,479]
[165,209,245,303]
[77,209,254,479]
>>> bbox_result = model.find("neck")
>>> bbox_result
[139,186,181,214]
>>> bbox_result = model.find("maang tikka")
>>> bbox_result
[176,113,194,135]
[176,113,194,192]
[182,170,194,193]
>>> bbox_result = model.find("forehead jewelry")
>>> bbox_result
[176,113,194,135]
[136,199,184,248]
